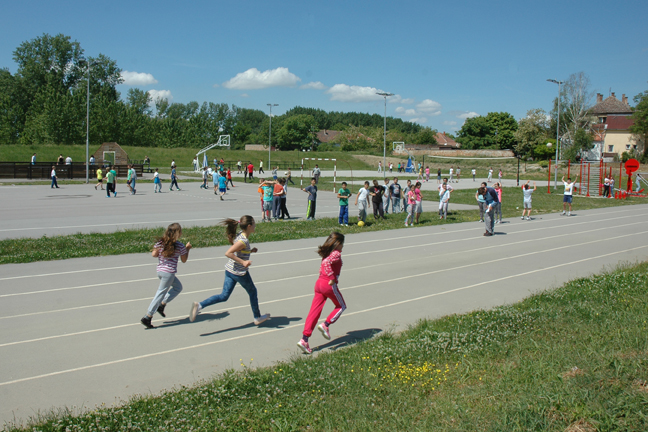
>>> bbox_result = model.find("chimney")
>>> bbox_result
[622,94,628,105]
[611,92,616,99]
[597,93,603,103]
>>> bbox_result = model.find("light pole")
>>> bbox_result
[267,104,278,170]
[84,59,97,184]
[547,79,563,189]
[376,92,394,178]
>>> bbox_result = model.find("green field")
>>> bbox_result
[7,262,648,431]
[0,145,373,171]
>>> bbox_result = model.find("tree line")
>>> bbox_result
[2,34,646,160]
[0,33,434,152]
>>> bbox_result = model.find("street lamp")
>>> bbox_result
[267,104,278,170]
[376,92,394,178]
[84,59,97,184]
[547,78,563,189]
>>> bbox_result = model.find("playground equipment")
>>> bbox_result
[300,158,337,192]
[195,135,230,171]
[393,142,416,172]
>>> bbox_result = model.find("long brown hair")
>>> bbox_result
[220,215,255,244]
[318,232,345,258]
[158,223,182,257]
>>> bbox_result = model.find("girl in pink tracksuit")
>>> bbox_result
[297,232,346,354]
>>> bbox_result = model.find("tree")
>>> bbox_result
[414,127,438,145]
[275,114,318,150]
[563,129,593,161]
[630,89,648,161]
[456,112,518,150]
[514,108,550,158]
[556,72,595,145]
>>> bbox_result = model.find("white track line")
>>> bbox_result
[0,206,639,282]
[2,217,644,298]
[2,244,645,387]
[3,230,646,345]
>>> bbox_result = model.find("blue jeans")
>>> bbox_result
[147,272,183,316]
[272,196,282,218]
[338,205,348,224]
[392,197,401,213]
[200,271,261,318]
[51,176,58,188]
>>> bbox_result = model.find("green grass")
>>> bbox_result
[0,145,373,171]
[7,262,648,431]
[0,186,643,265]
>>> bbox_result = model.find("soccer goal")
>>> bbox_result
[300,158,337,192]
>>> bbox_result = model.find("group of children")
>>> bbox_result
[141,219,345,356]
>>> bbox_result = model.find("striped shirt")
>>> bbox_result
[225,233,251,276]
[155,241,188,273]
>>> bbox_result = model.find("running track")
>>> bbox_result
[1,204,648,425]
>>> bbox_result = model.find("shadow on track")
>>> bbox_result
[199,315,303,337]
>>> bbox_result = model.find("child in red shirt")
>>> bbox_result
[298,232,346,354]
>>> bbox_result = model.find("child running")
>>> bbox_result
[189,216,270,325]
[297,232,347,354]
[141,223,191,329]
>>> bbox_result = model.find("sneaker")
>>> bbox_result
[141,316,154,329]
[526,217,530,221]
[484,232,493,236]
[189,302,200,322]
[220,196,223,201]
[114,193,117,197]
[340,223,344,226]
[156,303,166,317]
[344,224,349,226]
[254,313,270,325]
[521,216,524,220]
[318,323,331,340]
[479,219,484,223]
[297,339,313,354]
[94,185,97,190]
[561,211,565,216]
[567,212,571,216]
[404,223,408,227]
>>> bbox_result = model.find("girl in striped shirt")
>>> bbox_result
[141,223,191,329]
[189,216,270,325]
[297,232,346,354]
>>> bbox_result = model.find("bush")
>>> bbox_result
[537,160,549,168]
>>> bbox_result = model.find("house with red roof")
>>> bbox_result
[590,92,637,158]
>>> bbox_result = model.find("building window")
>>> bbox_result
[626,144,631,150]
[633,145,638,150]
[599,117,606,123]
[608,145,614,152]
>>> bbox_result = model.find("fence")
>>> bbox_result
[0,162,143,179]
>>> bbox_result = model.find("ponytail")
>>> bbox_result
[220,215,255,244]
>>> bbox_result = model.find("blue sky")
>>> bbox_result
[2,0,647,133]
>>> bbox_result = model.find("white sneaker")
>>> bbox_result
[189,302,200,322]
[254,313,270,325]
[567,212,571,216]
[526,217,530,220]
[521,216,524,220]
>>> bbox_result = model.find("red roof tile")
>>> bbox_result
[605,115,634,131]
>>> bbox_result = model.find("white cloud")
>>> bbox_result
[401,98,415,104]
[457,111,479,119]
[443,120,458,126]
[300,81,328,90]
[121,71,158,86]
[395,107,405,113]
[147,89,173,104]
[222,67,301,90]
[241,93,249,98]
[404,109,417,116]
[409,117,428,124]
[415,99,442,116]
[212,83,219,88]
[327,84,392,103]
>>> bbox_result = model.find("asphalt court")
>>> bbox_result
[0,178,482,240]
[1,203,648,425]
